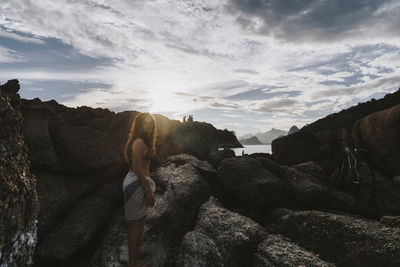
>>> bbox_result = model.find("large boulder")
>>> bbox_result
[352,104,400,178]
[271,131,319,165]
[253,234,335,267]
[281,166,365,214]
[217,156,284,208]
[0,80,39,266]
[169,121,219,160]
[91,159,211,266]
[176,196,268,267]
[271,209,400,266]
[292,161,327,181]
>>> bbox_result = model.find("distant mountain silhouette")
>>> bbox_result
[255,128,287,145]
[239,128,287,145]
[239,136,264,145]
[288,125,299,135]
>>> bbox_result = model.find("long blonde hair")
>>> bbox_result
[124,112,157,169]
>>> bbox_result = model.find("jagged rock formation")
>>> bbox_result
[0,80,39,266]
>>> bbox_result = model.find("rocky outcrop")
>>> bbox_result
[288,125,299,135]
[270,209,400,267]
[352,104,400,178]
[3,78,400,266]
[216,129,243,148]
[176,196,268,267]
[0,80,39,266]
[91,155,211,266]
[168,121,219,160]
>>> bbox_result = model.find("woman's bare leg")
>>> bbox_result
[128,215,147,267]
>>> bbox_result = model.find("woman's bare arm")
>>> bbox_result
[131,138,152,192]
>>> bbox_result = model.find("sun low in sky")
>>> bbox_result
[0,0,399,137]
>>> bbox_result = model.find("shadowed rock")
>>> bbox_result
[176,196,268,267]
[270,209,400,267]
[253,234,335,267]
[272,131,318,165]
[217,156,284,208]
[292,161,327,181]
[380,216,400,228]
[50,125,122,175]
[37,181,122,261]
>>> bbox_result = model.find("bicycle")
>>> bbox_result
[338,137,375,204]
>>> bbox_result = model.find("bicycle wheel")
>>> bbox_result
[356,161,375,204]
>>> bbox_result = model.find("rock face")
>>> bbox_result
[272,131,319,165]
[271,209,400,267]
[50,125,122,174]
[169,121,219,160]
[1,78,240,265]
[217,156,284,208]
[352,103,400,178]
[176,196,268,267]
[4,78,400,266]
[253,234,335,267]
[0,80,39,266]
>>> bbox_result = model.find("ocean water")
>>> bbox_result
[231,144,272,156]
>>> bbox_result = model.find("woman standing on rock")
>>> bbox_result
[123,112,157,267]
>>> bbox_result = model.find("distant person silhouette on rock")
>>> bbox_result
[183,115,186,123]
[188,114,193,122]
[123,112,157,267]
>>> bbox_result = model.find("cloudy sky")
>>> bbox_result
[1,0,399,137]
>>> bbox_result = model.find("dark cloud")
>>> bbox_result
[226,0,395,41]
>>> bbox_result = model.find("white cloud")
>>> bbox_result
[0,45,25,62]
